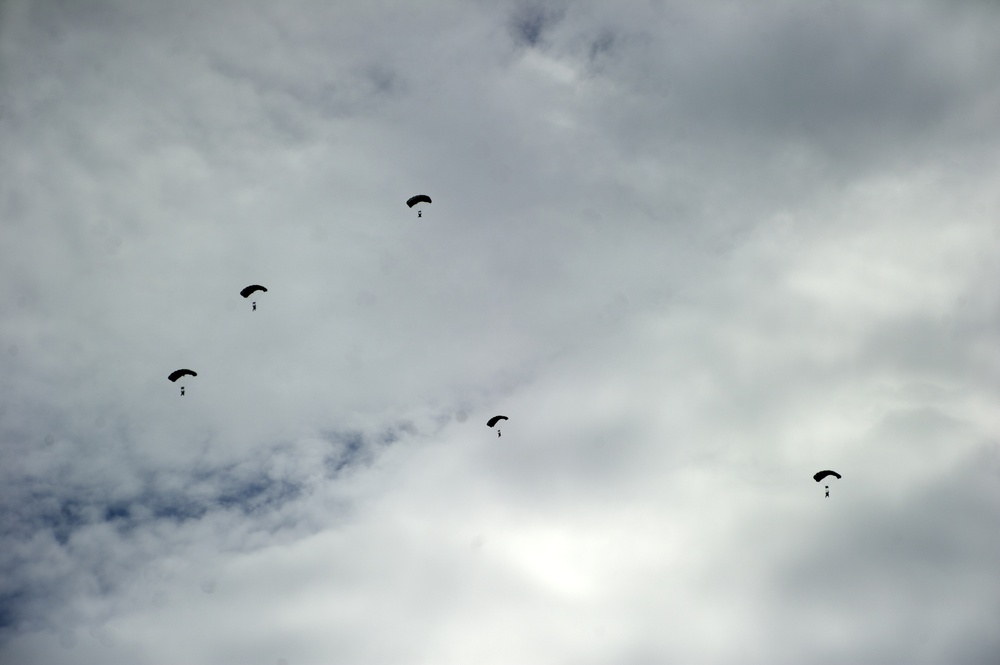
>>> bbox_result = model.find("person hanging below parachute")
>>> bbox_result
[406,194,431,218]
[813,470,842,497]
[240,284,267,311]
[487,415,508,437]
[168,369,197,396]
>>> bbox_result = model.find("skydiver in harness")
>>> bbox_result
[252,301,256,311]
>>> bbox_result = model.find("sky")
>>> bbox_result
[1,1,999,663]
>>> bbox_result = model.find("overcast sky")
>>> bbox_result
[2,1,999,664]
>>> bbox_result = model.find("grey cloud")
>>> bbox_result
[508,2,566,48]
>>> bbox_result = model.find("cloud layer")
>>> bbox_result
[2,1,998,663]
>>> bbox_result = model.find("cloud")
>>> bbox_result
[1,1,998,663]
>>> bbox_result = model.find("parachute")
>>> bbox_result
[814,470,841,497]
[406,195,432,208]
[168,369,198,382]
[487,415,508,438]
[168,368,197,396]
[487,415,508,428]
[240,285,268,298]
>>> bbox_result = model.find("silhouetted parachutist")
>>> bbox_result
[252,301,256,311]
[814,470,840,498]
[168,369,196,396]
[487,415,508,437]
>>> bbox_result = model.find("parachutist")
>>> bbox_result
[487,415,508,436]
[240,284,267,309]
[407,194,431,218]
[169,369,196,397]
[825,485,829,498]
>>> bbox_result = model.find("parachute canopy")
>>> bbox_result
[240,285,267,298]
[406,195,432,208]
[487,415,508,428]
[168,369,198,382]
[813,470,842,482]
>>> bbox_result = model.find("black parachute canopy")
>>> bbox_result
[406,194,432,208]
[487,415,508,428]
[168,369,198,382]
[813,470,842,482]
[240,285,268,298]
